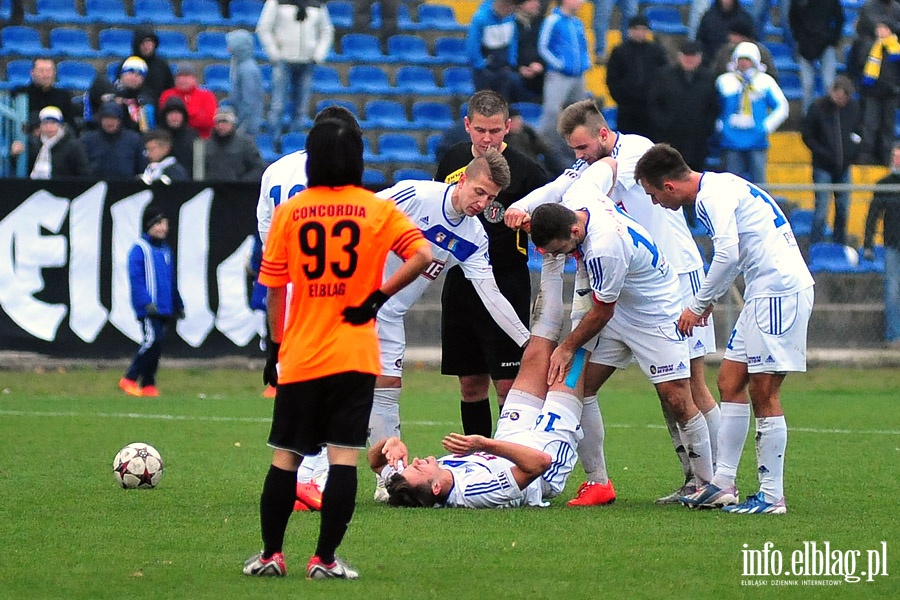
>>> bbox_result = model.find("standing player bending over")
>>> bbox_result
[635,143,814,514]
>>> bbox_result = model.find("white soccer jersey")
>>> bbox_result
[565,196,683,326]
[256,151,309,243]
[439,452,544,508]
[694,172,815,304]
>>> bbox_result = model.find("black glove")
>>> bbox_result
[145,303,159,317]
[263,340,280,387]
[342,290,390,325]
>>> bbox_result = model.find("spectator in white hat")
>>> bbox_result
[10,106,89,179]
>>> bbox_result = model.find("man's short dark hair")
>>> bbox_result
[530,203,578,248]
[557,99,608,138]
[633,143,692,189]
[144,128,172,148]
[313,105,361,137]
[305,118,364,188]
[385,473,438,508]
[467,90,509,121]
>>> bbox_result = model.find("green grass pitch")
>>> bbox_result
[0,365,897,599]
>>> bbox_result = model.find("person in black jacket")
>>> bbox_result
[139,129,190,184]
[80,102,147,179]
[158,96,197,177]
[10,106,89,179]
[11,59,76,131]
[515,0,546,102]
[801,76,861,245]
[648,40,719,172]
[696,0,756,68]
[123,26,176,109]
[203,107,266,181]
[789,0,845,114]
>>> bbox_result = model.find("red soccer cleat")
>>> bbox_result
[118,378,142,396]
[567,480,617,506]
[296,481,323,511]
[141,385,160,397]
[262,385,276,398]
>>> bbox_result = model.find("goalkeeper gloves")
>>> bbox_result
[342,290,390,325]
[263,340,280,387]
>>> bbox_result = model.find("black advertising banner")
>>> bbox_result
[0,179,264,358]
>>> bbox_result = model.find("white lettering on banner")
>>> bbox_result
[69,184,109,342]
[110,191,154,342]
[176,190,216,348]
[0,191,69,340]
[215,235,257,347]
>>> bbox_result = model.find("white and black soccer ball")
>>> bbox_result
[113,443,164,489]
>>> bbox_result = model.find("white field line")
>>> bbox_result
[0,410,898,436]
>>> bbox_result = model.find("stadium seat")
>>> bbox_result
[84,0,134,24]
[0,60,33,90]
[31,0,87,23]
[196,31,230,60]
[777,73,803,101]
[426,133,442,159]
[57,60,98,91]
[396,65,445,95]
[310,65,344,94]
[378,133,430,163]
[315,98,359,119]
[106,60,120,82]
[98,28,133,57]
[50,28,101,58]
[229,0,264,26]
[347,65,395,94]
[326,0,353,28]
[133,0,182,25]
[362,167,388,186]
[154,30,193,60]
[644,7,688,35]
[434,36,467,65]
[281,132,307,154]
[808,242,865,273]
[386,34,434,64]
[511,102,542,127]
[858,245,885,273]
[443,67,474,95]
[256,133,278,163]
[393,167,432,181]
[363,100,410,129]
[0,27,49,57]
[788,208,813,237]
[411,101,453,130]
[338,33,391,62]
[181,0,222,25]
[202,63,230,93]
[416,4,465,31]
[765,42,798,73]
[363,136,384,163]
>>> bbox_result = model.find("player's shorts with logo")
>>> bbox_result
[723,287,814,373]
[588,314,691,384]
[268,371,376,455]
[440,264,531,380]
[680,268,716,359]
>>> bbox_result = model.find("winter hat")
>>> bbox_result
[121,56,148,76]
[732,41,761,65]
[38,106,63,123]
[98,102,121,118]
[142,206,166,232]
[214,106,237,123]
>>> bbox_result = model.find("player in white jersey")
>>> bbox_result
[529,199,715,504]
[505,99,720,505]
[255,106,359,511]
[369,149,530,500]
[635,143,815,515]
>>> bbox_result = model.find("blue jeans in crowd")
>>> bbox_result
[811,167,850,245]
[885,246,900,342]
[268,61,314,134]
[724,148,767,185]
[799,47,837,114]
[592,0,639,59]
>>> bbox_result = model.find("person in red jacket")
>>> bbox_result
[158,64,218,139]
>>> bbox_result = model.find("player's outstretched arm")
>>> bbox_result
[469,277,530,347]
[442,433,551,489]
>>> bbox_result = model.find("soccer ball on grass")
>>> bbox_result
[113,443,164,489]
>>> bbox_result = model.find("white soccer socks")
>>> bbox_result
[711,402,751,490]
[577,394,609,484]
[663,406,693,484]
[676,413,714,485]
[755,415,787,502]
[530,253,566,341]
[703,403,721,469]
[369,387,402,444]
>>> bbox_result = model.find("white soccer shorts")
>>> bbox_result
[679,269,716,359]
[588,314,692,384]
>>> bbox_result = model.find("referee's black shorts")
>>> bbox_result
[268,371,376,456]
[440,263,531,381]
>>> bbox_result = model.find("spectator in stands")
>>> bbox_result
[715,42,789,184]
[139,129,190,184]
[789,0,845,115]
[688,0,711,40]
[9,0,25,25]
[851,20,900,166]
[158,96,197,178]
[204,107,266,181]
[864,142,900,349]
[649,40,719,172]
[589,0,639,65]
[468,0,529,101]
[847,0,900,83]
[605,15,669,140]
[125,26,175,110]
[711,20,778,81]
[353,0,399,52]
[751,0,794,51]
[506,107,568,175]
[218,0,233,18]
[80,102,148,180]
[256,0,334,134]
[536,0,591,157]
[226,29,264,136]
[696,0,756,68]
[86,56,156,133]
[801,76,861,246]
[159,64,219,139]
[515,0,547,102]
[10,106,89,180]
[12,59,76,132]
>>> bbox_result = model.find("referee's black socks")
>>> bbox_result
[461,398,493,438]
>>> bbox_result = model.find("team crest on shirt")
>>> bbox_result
[483,200,505,223]
[394,358,403,370]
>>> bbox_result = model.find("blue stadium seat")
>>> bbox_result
[363,136,384,163]
[338,33,391,62]
[50,27,101,58]
[84,0,134,24]
[363,168,388,186]
[393,167,432,181]
[315,98,359,119]
[416,4,464,31]
[347,65,394,94]
[363,100,409,129]
[858,245,885,273]
[443,67,474,95]
[259,63,272,92]
[326,0,353,28]
[31,0,88,23]
[106,60,120,82]
[788,208,814,237]
[434,36,467,65]
[181,0,222,25]
[310,65,343,94]
[57,60,98,91]
[0,27,50,57]
[411,101,453,129]
[281,132,307,154]
[511,102,542,126]
[386,34,434,64]
[229,0,264,26]
[196,31,230,60]
[256,133,278,163]
[0,60,33,90]
[426,133,442,159]
[133,0,182,25]
[378,133,430,163]
[644,7,688,36]
[777,72,803,101]
[808,243,865,273]
[396,65,445,95]
[203,63,230,93]
[155,30,193,60]
[98,28,133,57]
[765,42,798,73]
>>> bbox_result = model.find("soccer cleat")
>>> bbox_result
[296,482,322,511]
[242,551,286,576]
[141,385,160,397]
[293,499,310,511]
[655,482,697,505]
[721,491,787,514]
[262,385,276,398]
[118,378,141,396]
[373,476,389,503]
[679,483,739,509]
[566,480,616,506]
[306,555,359,580]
